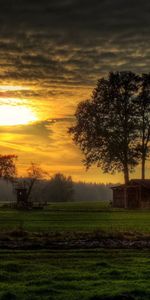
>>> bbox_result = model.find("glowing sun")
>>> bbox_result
[0,105,37,126]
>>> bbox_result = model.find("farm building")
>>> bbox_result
[111,179,150,209]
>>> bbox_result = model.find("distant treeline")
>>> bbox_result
[0,178,113,203]
[74,182,112,201]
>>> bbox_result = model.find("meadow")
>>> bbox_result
[0,201,150,233]
[0,202,150,299]
[0,249,150,300]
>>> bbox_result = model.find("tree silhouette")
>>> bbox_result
[0,155,17,181]
[138,73,150,179]
[26,162,46,202]
[69,71,140,184]
[48,173,74,202]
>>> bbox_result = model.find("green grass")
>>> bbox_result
[0,202,149,299]
[0,201,150,233]
[0,249,149,300]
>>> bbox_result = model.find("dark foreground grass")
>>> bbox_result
[0,202,150,233]
[0,249,150,300]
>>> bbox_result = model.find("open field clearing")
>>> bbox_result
[0,249,150,300]
[0,202,150,233]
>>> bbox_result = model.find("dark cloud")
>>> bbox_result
[0,0,149,35]
[0,0,149,94]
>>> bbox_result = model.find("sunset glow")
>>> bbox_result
[0,0,148,183]
[0,105,37,126]
[0,85,29,91]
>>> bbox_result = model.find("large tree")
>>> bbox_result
[69,71,140,184]
[138,73,150,179]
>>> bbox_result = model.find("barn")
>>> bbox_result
[111,179,150,209]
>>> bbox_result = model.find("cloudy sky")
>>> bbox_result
[0,0,149,182]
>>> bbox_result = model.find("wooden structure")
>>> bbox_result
[15,182,47,210]
[111,179,150,209]
[16,186,31,209]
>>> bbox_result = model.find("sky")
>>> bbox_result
[0,0,149,183]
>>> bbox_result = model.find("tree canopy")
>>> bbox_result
[138,73,150,179]
[26,162,46,201]
[0,155,17,181]
[69,71,150,183]
[48,173,74,202]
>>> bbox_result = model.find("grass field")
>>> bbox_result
[0,202,150,299]
[0,249,150,300]
[0,201,150,233]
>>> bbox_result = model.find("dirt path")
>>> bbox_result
[0,230,150,249]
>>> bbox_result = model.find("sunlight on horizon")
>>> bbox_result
[0,105,37,126]
[0,85,30,91]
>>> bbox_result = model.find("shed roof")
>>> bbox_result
[111,179,150,190]
[130,179,150,188]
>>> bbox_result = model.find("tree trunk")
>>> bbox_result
[141,111,146,180]
[26,179,35,202]
[141,154,145,180]
[124,165,129,185]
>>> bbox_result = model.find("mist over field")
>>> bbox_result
[0,180,16,203]
[0,179,112,203]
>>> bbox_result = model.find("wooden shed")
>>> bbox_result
[111,179,150,209]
